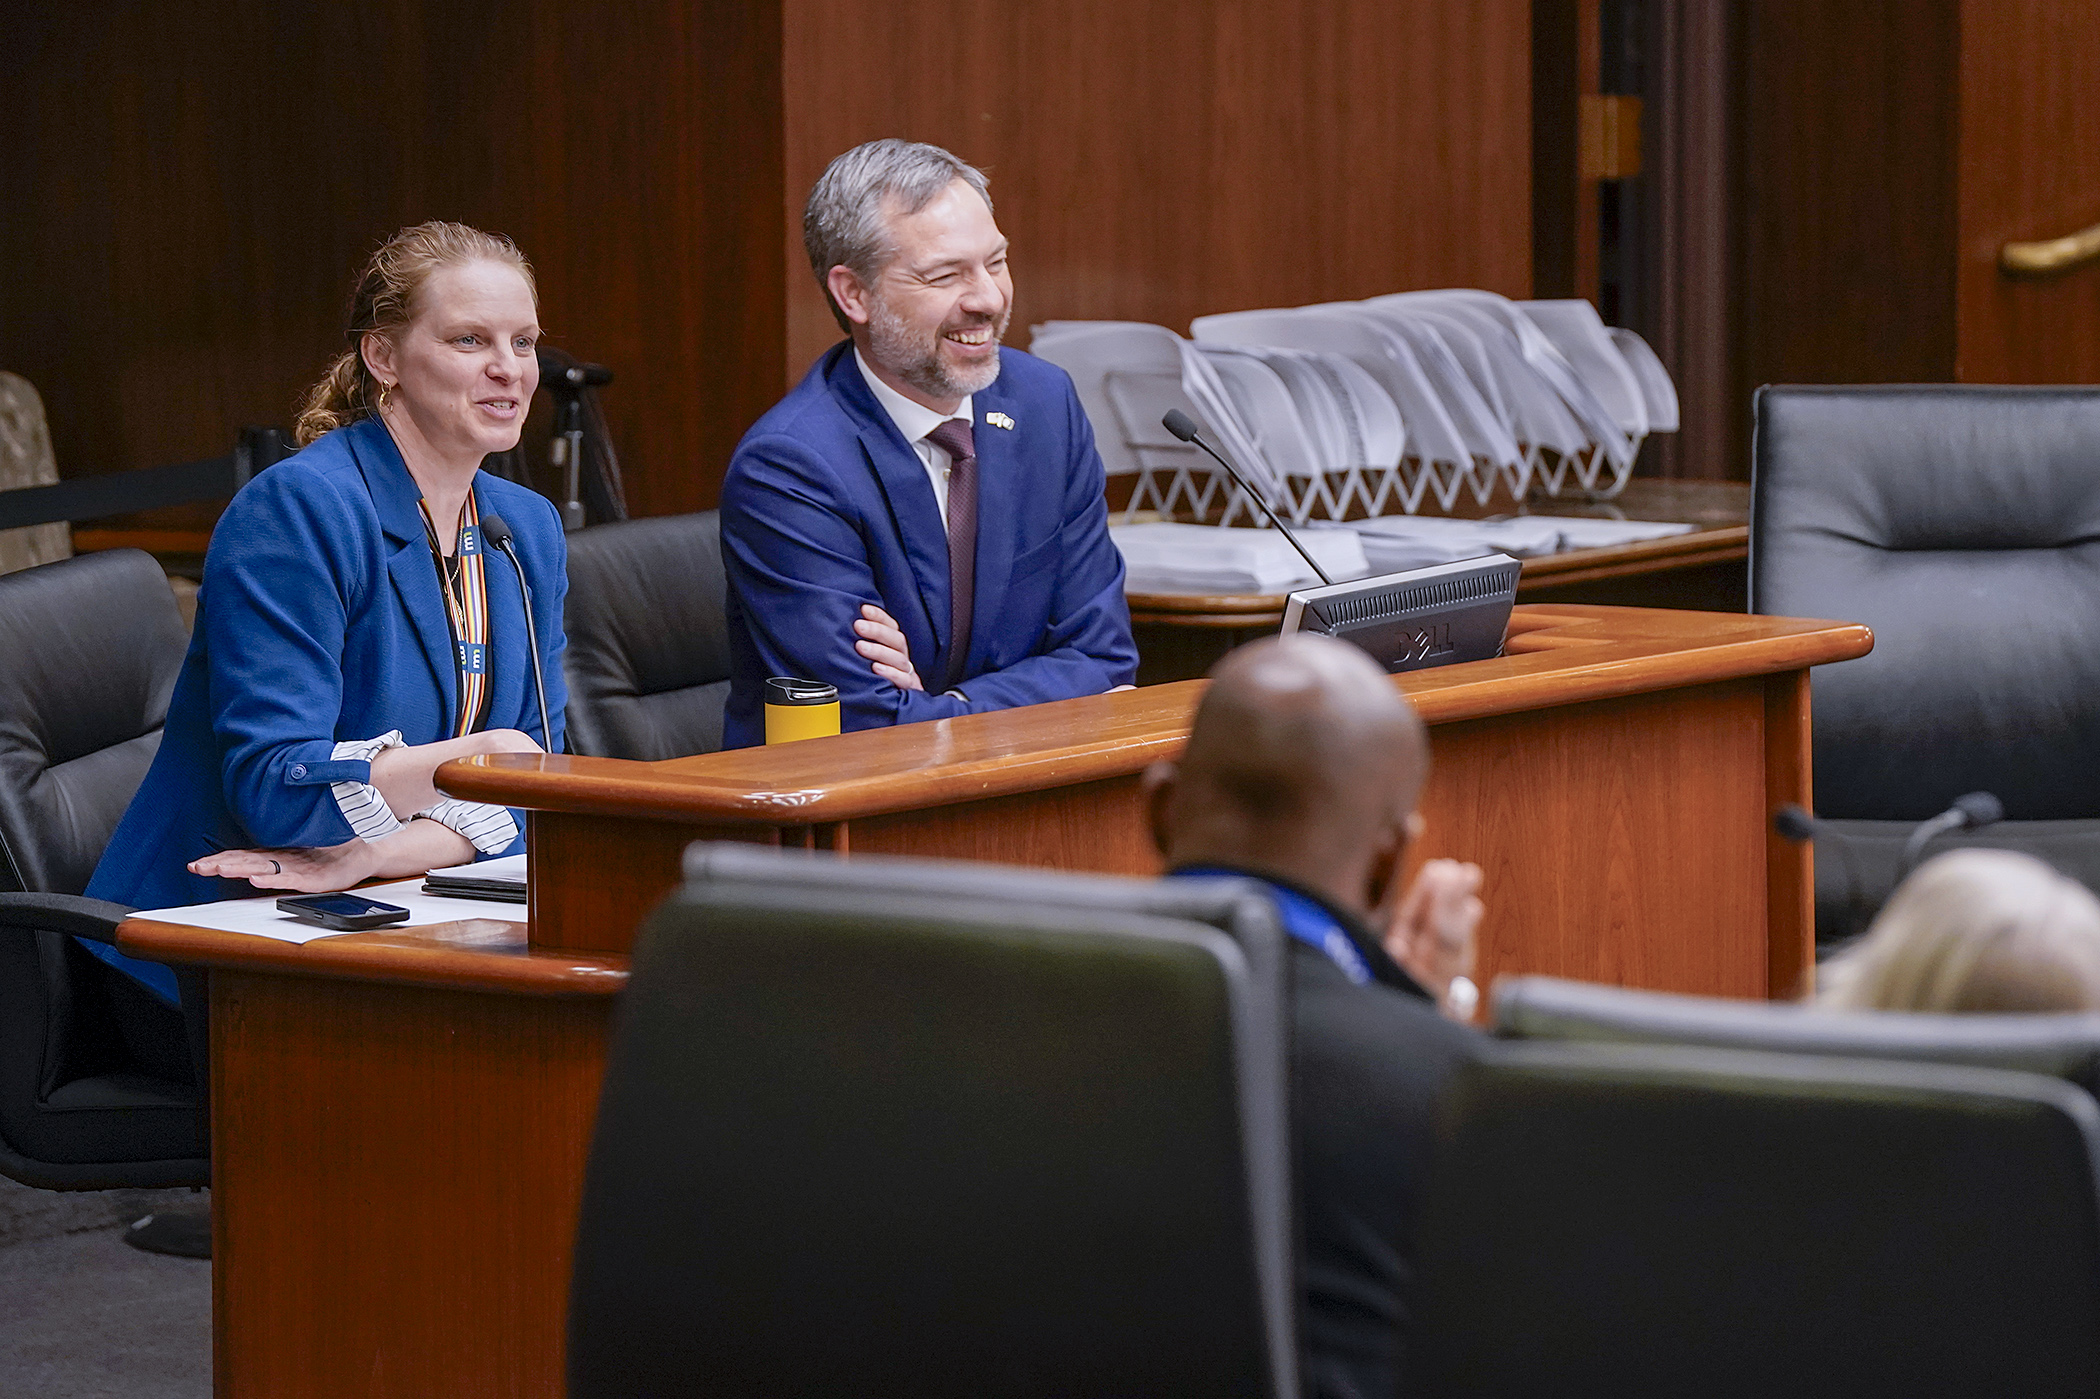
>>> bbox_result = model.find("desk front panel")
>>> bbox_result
[1421,675,1773,998]
[212,972,610,1399]
[526,674,1794,999]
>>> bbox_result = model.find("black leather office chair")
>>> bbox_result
[1752,385,2100,941]
[1494,973,2100,1094]
[569,848,1297,1398]
[0,551,208,1197]
[562,511,731,758]
[1407,1041,2100,1397]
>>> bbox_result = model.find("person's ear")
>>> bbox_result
[1142,760,1179,864]
[360,331,397,389]
[826,265,874,328]
[1366,809,1427,919]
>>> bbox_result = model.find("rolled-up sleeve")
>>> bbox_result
[415,799,519,855]
[329,731,407,841]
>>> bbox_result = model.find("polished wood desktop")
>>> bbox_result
[121,603,1869,1398]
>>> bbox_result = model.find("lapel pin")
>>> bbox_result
[985,411,1015,430]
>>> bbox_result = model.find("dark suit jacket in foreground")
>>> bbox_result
[1247,873,1483,1399]
[718,343,1137,747]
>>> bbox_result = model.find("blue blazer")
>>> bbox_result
[87,418,567,997]
[719,343,1137,747]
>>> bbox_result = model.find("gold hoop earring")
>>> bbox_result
[376,381,393,410]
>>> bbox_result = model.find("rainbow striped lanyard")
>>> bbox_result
[419,491,490,738]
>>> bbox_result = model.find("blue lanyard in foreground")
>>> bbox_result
[1171,868,1375,985]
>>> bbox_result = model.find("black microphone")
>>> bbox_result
[1772,803,1869,940]
[480,513,556,754]
[1772,804,1818,844]
[535,349,613,389]
[1899,791,2004,878]
[1160,409,1337,587]
[1775,791,2006,941]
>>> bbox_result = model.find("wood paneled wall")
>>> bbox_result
[0,4,782,521]
[2,2,1533,520]
[781,0,1535,383]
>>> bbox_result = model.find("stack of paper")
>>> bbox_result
[423,852,526,903]
[1546,517,1697,550]
[1302,514,1696,575]
[1113,521,1367,594]
[1318,515,1569,571]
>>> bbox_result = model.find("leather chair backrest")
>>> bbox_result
[1408,1041,2100,1396]
[1494,974,2100,1096]
[1752,385,2100,819]
[561,511,730,759]
[681,839,1299,1382]
[570,864,1294,1399]
[0,551,186,894]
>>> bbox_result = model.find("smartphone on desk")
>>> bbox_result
[276,893,413,931]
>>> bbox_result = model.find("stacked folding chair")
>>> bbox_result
[1033,291,1678,529]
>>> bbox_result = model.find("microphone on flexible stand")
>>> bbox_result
[1160,409,1336,587]
[1772,803,1870,942]
[1899,791,2004,877]
[479,513,557,754]
[1772,790,2005,941]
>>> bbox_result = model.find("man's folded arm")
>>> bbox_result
[722,439,971,731]
[926,437,1137,712]
[931,577,1133,711]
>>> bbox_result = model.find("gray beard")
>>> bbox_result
[866,296,1009,402]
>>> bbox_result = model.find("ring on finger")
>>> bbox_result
[268,859,282,875]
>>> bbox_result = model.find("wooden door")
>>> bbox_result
[1957,0,2100,383]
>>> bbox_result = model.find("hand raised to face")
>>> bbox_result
[1382,858,1484,1019]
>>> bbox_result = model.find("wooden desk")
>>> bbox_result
[1128,479,1752,684]
[120,604,1868,1399]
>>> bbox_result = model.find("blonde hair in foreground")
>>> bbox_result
[1819,848,2100,1013]
[294,221,537,446]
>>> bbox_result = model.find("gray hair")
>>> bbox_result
[804,139,993,333]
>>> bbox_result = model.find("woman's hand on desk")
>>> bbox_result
[369,729,543,819]
[186,820,476,892]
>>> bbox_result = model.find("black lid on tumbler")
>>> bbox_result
[765,676,839,706]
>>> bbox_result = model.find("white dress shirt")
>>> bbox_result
[855,348,973,530]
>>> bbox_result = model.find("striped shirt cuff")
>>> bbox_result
[330,731,407,841]
[415,799,519,856]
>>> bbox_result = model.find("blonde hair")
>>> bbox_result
[1819,848,2100,1013]
[294,221,537,446]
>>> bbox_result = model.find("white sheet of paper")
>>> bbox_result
[128,876,525,945]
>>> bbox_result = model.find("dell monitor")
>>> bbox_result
[1280,553,1521,673]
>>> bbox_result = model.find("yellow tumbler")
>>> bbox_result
[763,677,841,745]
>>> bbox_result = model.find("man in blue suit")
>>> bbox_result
[719,139,1137,747]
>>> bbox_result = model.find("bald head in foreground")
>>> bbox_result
[1149,633,1478,1013]
[1148,634,1485,1399]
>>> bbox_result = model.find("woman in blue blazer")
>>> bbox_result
[88,222,568,1003]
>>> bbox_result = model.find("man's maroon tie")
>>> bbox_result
[926,417,978,693]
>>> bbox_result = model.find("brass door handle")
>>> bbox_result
[2001,220,2100,276]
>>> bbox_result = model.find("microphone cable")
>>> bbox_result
[479,513,556,754]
